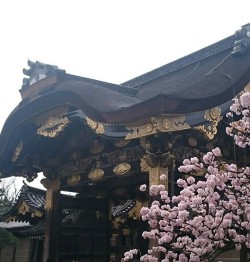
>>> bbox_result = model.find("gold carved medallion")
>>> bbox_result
[113,163,131,175]
[67,174,81,185]
[88,169,104,180]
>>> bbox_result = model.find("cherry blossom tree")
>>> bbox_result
[0,179,18,255]
[124,91,250,262]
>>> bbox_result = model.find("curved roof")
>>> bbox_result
[7,34,250,125]
[0,23,250,177]
[2,183,45,223]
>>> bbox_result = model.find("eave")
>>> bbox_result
[0,24,250,178]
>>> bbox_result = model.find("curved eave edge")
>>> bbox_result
[80,100,231,140]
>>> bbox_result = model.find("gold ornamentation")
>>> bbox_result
[126,116,190,139]
[128,200,148,219]
[37,115,70,138]
[142,152,174,169]
[33,210,44,217]
[12,140,23,162]
[113,163,131,175]
[58,146,143,177]
[196,107,222,140]
[67,174,81,185]
[140,157,168,186]
[88,169,104,180]
[86,117,105,134]
[18,201,29,215]
[112,217,125,229]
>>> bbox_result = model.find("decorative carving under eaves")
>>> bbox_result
[140,157,169,186]
[173,147,202,165]
[58,146,144,178]
[63,129,94,154]
[195,107,222,140]
[88,169,104,180]
[142,152,175,169]
[67,174,81,185]
[113,163,131,175]
[37,115,70,138]
[126,116,190,139]
[12,140,23,162]
[86,117,105,134]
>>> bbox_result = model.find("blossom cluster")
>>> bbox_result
[124,91,250,261]
[226,92,250,148]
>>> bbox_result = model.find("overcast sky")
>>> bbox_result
[1,0,250,189]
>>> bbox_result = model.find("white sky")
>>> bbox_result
[0,0,250,190]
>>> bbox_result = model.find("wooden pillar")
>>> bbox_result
[141,159,168,260]
[140,140,175,261]
[42,177,61,262]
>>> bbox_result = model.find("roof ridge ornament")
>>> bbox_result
[22,60,65,89]
[232,23,250,56]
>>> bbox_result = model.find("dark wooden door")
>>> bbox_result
[59,197,109,262]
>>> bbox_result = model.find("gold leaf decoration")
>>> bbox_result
[37,115,70,138]
[126,116,190,139]
[18,201,29,215]
[196,107,222,140]
[88,169,104,180]
[86,117,105,134]
[113,163,131,175]
[67,174,81,185]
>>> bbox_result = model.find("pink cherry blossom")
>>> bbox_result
[124,91,250,261]
[160,174,167,181]
[140,184,147,191]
